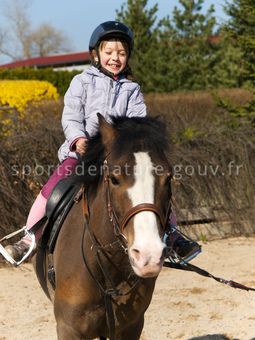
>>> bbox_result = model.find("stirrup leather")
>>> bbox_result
[0,227,35,266]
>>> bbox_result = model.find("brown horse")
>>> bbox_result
[35,115,172,339]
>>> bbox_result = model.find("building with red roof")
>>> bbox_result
[0,51,91,71]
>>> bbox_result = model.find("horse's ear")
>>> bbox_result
[97,113,117,148]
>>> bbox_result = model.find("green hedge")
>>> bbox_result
[0,67,81,96]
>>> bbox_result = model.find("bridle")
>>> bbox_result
[81,157,172,340]
[103,159,172,239]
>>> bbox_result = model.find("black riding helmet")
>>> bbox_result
[89,21,134,56]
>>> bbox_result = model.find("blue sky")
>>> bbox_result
[0,0,228,62]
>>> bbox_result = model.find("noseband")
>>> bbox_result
[103,160,172,236]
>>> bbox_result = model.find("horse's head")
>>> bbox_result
[96,114,172,278]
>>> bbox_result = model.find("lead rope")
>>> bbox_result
[164,258,255,292]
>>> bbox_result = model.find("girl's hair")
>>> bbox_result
[98,39,129,55]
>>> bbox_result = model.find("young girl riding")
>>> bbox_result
[5,21,201,264]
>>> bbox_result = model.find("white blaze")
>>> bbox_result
[127,152,162,250]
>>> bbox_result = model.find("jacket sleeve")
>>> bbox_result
[61,74,87,150]
[126,84,147,118]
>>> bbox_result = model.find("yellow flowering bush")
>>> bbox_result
[0,80,59,113]
[0,80,59,136]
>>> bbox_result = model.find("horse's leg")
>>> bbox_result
[119,317,144,340]
[56,320,84,340]
[56,318,108,340]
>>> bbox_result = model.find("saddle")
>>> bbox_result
[39,177,83,253]
[34,177,83,298]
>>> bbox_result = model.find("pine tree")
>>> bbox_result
[115,0,242,92]
[165,0,219,90]
[116,0,162,92]
[220,0,255,120]
[223,0,255,86]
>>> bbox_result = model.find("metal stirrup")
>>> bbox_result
[0,226,35,266]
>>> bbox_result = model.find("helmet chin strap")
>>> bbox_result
[98,64,116,79]
[100,65,131,79]
[92,59,129,80]
[92,50,116,78]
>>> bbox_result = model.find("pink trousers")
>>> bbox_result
[23,158,79,243]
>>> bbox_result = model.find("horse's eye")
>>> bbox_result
[109,175,120,186]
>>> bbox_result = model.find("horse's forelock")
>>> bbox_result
[111,116,169,155]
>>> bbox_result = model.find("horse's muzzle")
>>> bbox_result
[128,245,165,278]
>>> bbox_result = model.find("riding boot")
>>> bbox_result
[5,192,47,262]
[165,212,201,262]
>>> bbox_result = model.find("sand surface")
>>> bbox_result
[1,236,255,340]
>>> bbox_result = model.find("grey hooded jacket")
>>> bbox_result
[58,66,147,162]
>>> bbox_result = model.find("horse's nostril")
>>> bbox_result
[131,248,140,261]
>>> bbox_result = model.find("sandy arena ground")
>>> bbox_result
[1,236,255,340]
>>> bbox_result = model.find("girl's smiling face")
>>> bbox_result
[99,40,128,75]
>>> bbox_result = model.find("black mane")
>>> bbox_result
[74,115,169,186]
[110,115,169,156]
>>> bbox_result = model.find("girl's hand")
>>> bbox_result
[75,138,87,155]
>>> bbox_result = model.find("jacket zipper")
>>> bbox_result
[107,79,113,114]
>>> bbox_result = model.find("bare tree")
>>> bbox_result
[0,0,32,59]
[0,0,72,61]
[29,23,71,57]
[0,28,8,56]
